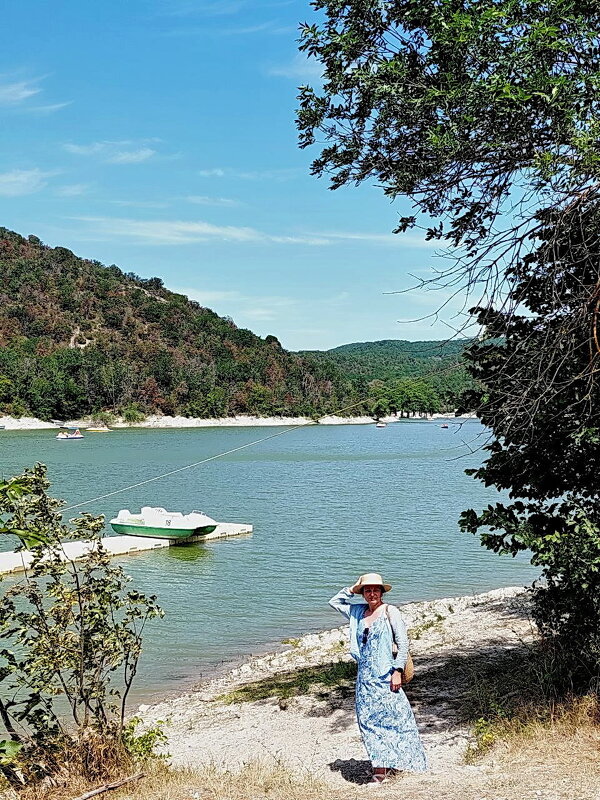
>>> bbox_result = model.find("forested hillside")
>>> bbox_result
[0,228,357,420]
[0,228,474,421]
[299,339,477,414]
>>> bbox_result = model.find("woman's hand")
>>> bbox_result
[390,669,403,692]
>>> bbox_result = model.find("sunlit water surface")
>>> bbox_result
[0,421,538,703]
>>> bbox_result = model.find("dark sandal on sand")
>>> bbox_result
[367,774,388,786]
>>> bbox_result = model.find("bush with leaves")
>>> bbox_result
[458,200,600,683]
[298,0,600,686]
[0,464,163,788]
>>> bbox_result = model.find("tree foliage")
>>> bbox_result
[0,229,473,421]
[0,229,358,421]
[298,0,600,254]
[459,200,600,678]
[298,0,600,677]
[301,338,477,412]
[0,464,163,787]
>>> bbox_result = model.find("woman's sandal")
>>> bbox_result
[366,774,388,787]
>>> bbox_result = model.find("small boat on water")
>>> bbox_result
[56,427,84,440]
[86,424,111,432]
[110,507,218,539]
[375,422,387,428]
[440,423,449,429]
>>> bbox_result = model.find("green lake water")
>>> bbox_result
[0,421,538,704]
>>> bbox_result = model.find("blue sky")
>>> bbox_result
[0,0,470,350]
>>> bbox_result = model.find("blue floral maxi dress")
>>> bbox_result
[356,615,427,771]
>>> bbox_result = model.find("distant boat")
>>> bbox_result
[0,425,5,430]
[375,422,387,428]
[110,507,218,540]
[86,424,111,432]
[440,424,449,429]
[56,427,84,440]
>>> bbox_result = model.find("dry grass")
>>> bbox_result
[4,640,599,800]
[467,692,600,758]
[5,762,349,800]
[456,639,600,766]
[4,711,600,800]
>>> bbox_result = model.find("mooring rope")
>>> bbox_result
[62,400,369,513]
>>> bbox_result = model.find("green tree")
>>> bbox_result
[298,0,600,676]
[298,1,600,258]
[460,201,600,678]
[0,465,163,787]
[0,227,360,422]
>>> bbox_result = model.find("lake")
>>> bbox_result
[0,421,538,703]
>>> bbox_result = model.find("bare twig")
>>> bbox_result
[70,771,145,800]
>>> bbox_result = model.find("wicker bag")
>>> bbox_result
[385,604,414,683]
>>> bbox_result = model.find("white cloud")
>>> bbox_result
[70,216,330,246]
[244,307,279,321]
[0,75,68,113]
[268,54,323,80]
[56,183,90,197]
[72,216,258,244]
[25,101,72,115]
[163,20,292,36]
[107,147,156,164]
[221,21,292,35]
[180,289,241,303]
[111,199,170,209]
[312,230,438,248]
[64,140,159,164]
[64,142,105,156]
[174,286,295,321]
[198,166,302,181]
[0,168,57,197]
[0,79,41,105]
[67,214,432,249]
[185,194,239,207]
[197,168,226,177]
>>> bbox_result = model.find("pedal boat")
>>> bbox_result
[110,507,218,539]
[56,427,84,440]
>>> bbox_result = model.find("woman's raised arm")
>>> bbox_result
[329,587,367,619]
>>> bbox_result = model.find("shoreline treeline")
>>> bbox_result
[0,228,471,421]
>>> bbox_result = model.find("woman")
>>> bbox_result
[329,572,427,784]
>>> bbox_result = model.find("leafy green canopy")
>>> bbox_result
[298,0,600,252]
[0,464,163,787]
[0,229,355,420]
[298,0,600,679]
[299,339,478,411]
[460,200,600,678]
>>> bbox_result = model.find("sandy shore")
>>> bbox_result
[0,413,471,431]
[0,415,58,430]
[138,587,535,788]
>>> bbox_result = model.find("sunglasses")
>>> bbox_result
[361,627,370,646]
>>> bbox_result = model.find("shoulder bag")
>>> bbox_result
[385,604,414,683]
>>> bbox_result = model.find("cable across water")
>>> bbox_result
[62,400,368,513]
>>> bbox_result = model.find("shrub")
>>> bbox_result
[121,403,145,423]
[0,464,163,788]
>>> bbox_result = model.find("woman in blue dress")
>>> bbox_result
[329,572,427,784]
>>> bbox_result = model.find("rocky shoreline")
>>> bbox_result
[0,412,474,431]
[138,587,534,787]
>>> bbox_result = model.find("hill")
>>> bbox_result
[298,339,477,412]
[0,228,357,421]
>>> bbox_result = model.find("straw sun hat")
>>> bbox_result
[351,572,392,594]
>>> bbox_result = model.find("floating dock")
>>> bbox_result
[0,522,253,576]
